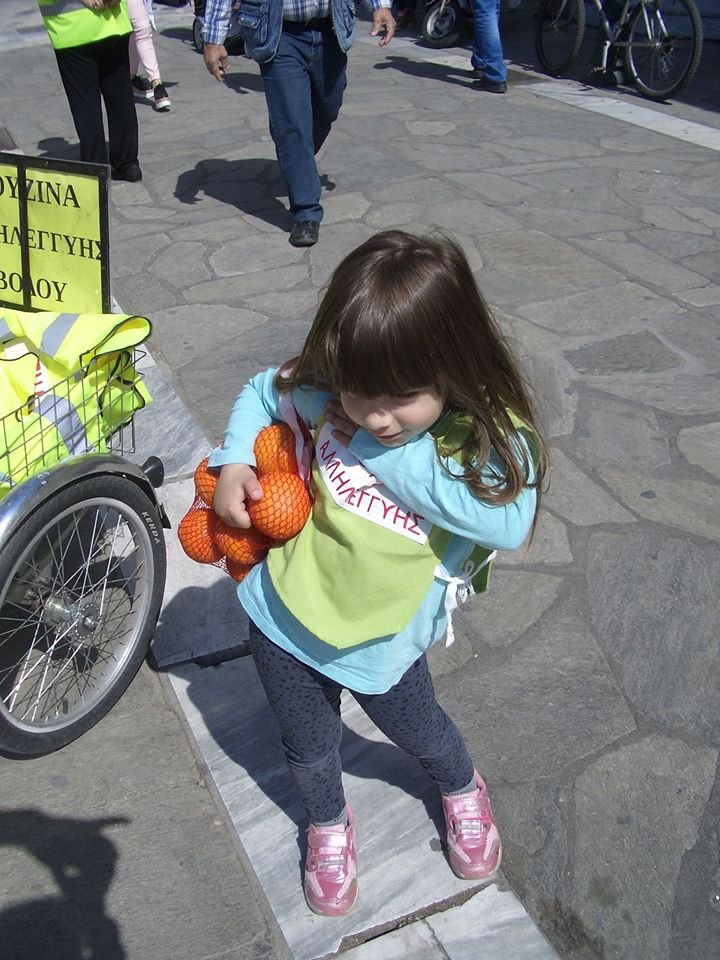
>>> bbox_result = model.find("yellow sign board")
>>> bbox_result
[0,152,110,313]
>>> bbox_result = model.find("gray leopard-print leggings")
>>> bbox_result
[248,623,475,824]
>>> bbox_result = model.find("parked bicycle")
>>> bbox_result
[535,0,703,101]
[0,318,168,758]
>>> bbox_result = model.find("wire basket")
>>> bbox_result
[0,348,148,497]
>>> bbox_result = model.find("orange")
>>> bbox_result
[194,456,219,507]
[226,558,254,583]
[247,472,311,540]
[254,423,297,476]
[177,508,224,564]
[213,520,270,565]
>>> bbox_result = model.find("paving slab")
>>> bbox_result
[337,883,560,959]
[526,83,720,154]
[167,654,506,960]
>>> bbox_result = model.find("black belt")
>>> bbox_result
[284,16,331,29]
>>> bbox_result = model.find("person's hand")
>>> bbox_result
[370,7,395,46]
[325,400,358,446]
[213,463,263,528]
[80,0,106,9]
[203,42,229,81]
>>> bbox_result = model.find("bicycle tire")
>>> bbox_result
[192,17,204,53]
[0,475,166,757]
[624,0,703,101]
[535,0,586,76]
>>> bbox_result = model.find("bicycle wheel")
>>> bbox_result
[535,0,586,76]
[0,475,166,757]
[624,0,703,101]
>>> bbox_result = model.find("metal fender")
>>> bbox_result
[0,454,169,551]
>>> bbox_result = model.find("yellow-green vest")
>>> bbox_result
[0,310,152,498]
[267,408,538,649]
[267,414,497,649]
[38,0,132,51]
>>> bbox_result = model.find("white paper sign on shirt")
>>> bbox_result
[315,422,431,543]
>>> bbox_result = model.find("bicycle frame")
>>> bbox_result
[536,0,702,100]
[591,0,672,71]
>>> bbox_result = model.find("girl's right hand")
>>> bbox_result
[213,463,263,529]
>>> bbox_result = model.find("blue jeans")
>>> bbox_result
[260,20,347,223]
[470,0,506,84]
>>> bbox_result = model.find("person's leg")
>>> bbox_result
[260,24,323,224]
[355,654,501,880]
[470,0,506,84]
[96,35,140,174]
[126,0,142,79]
[126,0,161,83]
[248,624,357,916]
[248,624,346,823]
[308,25,347,156]
[354,655,474,794]
[54,44,108,165]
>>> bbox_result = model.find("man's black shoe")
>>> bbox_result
[112,162,143,182]
[475,78,507,94]
[289,220,319,247]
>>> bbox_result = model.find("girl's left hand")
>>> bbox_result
[325,399,357,446]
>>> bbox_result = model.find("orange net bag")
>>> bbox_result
[177,424,312,580]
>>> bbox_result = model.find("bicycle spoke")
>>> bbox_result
[624,0,702,100]
[1,613,51,700]
[0,480,162,751]
[21,630,94,723]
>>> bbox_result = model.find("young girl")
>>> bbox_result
[210,230,547,917]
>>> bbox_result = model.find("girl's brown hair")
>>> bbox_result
[278,230,547,514]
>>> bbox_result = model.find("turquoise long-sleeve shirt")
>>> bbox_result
[209,369,535,694]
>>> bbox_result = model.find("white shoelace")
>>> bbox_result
[435,552,497,646]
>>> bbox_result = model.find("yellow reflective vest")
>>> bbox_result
[38,0,132,51]
[0,310,152,498]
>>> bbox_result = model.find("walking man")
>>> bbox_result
[203,0,395,246]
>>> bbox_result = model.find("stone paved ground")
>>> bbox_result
[1,2,719,958]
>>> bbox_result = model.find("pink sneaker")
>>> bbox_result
[304,806,358,916]
[442,771,502,880]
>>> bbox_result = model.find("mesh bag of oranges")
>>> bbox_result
[177,423,312,582]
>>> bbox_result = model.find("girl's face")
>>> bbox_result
[340,386,446,447]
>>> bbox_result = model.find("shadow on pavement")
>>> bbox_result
[174,157,292,229]
[36,137,79,161]
[375,51,542,88]
[0,809,128,960]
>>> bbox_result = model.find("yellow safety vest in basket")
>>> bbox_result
[0,310,153,500]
